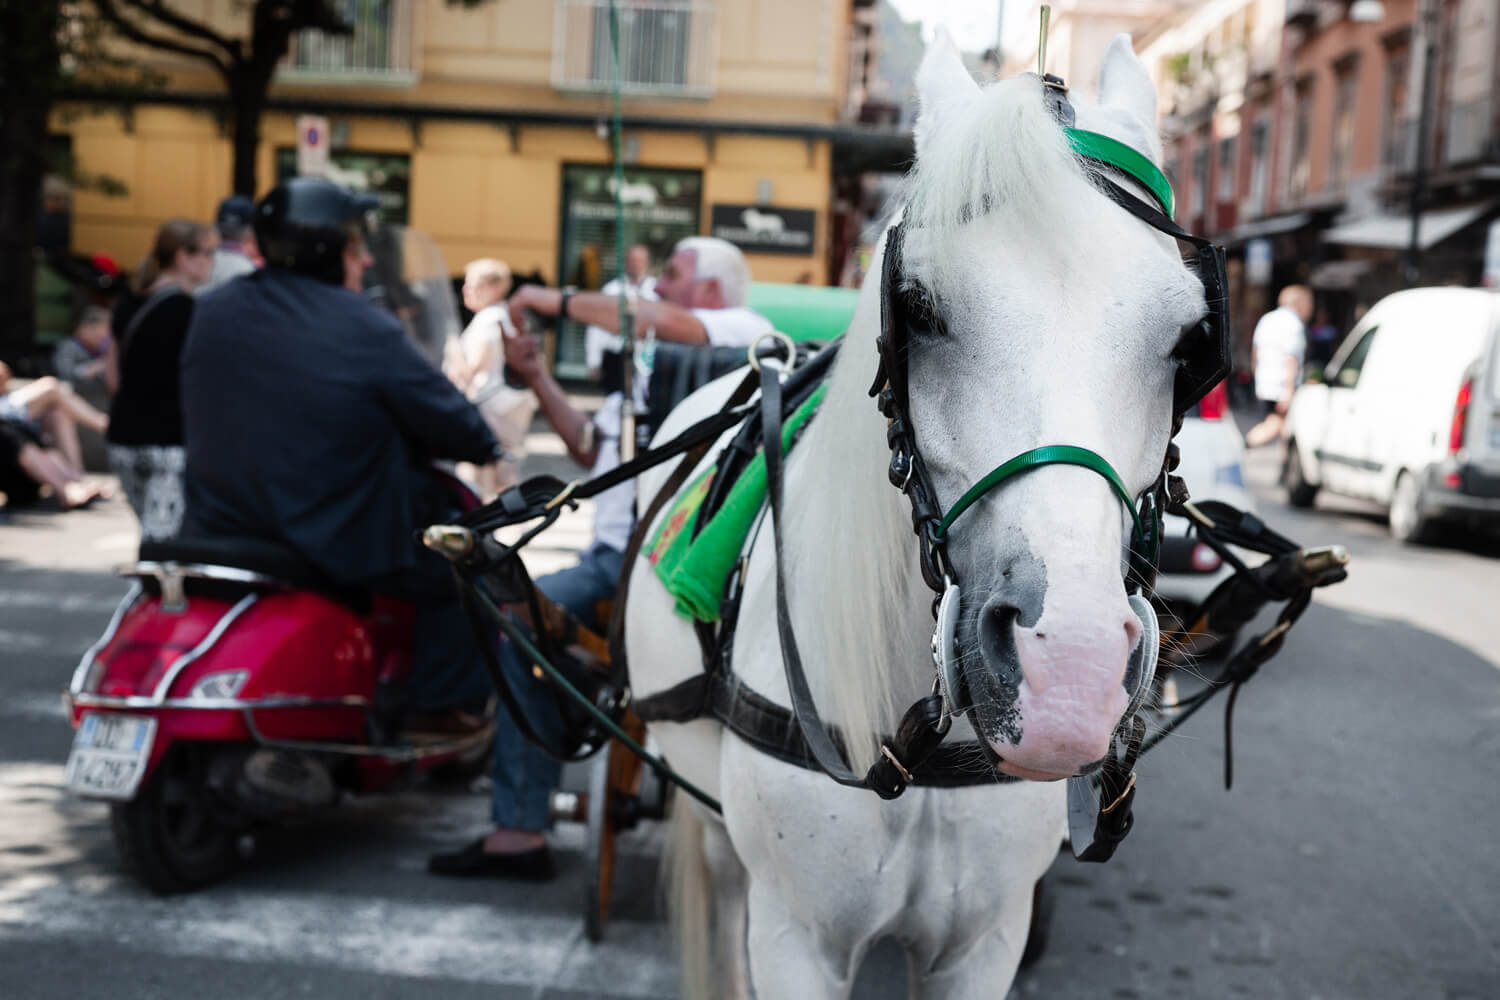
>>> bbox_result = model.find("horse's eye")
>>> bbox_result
[903,287,947,338]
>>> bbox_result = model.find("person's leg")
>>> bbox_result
[431,546,624,876]
[17,444,94,509]
[16,377,108,435]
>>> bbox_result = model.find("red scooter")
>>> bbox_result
[64,493,495,893]
[63,227,496,893]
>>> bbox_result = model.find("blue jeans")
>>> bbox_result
[492,542,625,832]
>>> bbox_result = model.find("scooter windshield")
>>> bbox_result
[364,225,460,368]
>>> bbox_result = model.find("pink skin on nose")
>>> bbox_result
[991,587,1143,781]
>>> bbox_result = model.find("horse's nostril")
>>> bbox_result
[1124,613,1143,650]
[977,598,1023,688]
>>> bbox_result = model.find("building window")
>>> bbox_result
[1248,112,1269,214]
[284,0,416,81]
[1191,146,1209,221]
[1330,62,1358,193]
[1382,40,1411,172]
[1217,136,1237,201]
[554,0,717,98]
[1290,79,1315,201]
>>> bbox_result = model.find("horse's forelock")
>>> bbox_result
[903,74,1097,300]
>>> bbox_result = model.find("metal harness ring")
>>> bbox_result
[747,330,798,375]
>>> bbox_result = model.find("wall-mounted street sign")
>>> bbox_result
[296,115,330,177]
[710,204,816,255]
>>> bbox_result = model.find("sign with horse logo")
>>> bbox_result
[710,204,816,255]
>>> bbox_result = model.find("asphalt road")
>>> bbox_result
[1,429,1497,999]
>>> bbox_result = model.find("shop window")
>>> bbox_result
[274,149,411,224]
[555,164,703,378]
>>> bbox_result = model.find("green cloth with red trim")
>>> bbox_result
[645,383,828,621]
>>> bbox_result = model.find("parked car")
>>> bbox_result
[1282,287,1500,543]
[1154,381,1255,651]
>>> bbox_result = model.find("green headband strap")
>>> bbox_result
[1065,128,1175,220]
[936,445,1146,545]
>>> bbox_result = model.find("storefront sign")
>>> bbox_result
[710,204,816,255]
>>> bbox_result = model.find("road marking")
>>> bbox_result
[0,591,124,614]
[3,692,69,723]
[0,629,48,652]
[0,764,675,997]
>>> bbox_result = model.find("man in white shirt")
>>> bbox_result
[428,236,773,880]
[584,243,656,380]
[1245,284,1311,447]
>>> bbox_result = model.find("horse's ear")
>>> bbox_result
[914,27,981,160]
[1097,34,1157,133]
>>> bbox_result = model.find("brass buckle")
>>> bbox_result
[880,744,915,785]
[1098,771,1136,816]
[544,479,581,512]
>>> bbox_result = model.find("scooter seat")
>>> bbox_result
[137,537,370,609]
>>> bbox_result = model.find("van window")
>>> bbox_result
[1329,326,1377,388]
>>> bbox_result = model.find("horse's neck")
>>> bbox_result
[776,321,935,771]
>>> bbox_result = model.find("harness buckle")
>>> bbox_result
[879,744,916,786]
[1098,770,1136,816]
[544,479,581,511]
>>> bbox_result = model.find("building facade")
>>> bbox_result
[54,0,860,372]
[1144,0,1500,366]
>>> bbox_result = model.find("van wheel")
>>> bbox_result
[110,748,238,894]
[1389,471,1437,544]
[1283,442,1318,508]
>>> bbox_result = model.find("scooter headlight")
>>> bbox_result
[188,670,248,700]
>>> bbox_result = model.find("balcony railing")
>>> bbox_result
[553,0,717,99]
[281,0,417,84]
[1445,96,1496,165]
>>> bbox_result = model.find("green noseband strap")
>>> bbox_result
[935,445,1148,552]
[1065,129,1175,220]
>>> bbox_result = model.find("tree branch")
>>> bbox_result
[119,1,243,63]
[92,0,231,78]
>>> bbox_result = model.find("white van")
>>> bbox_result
[1283,287,1500,543]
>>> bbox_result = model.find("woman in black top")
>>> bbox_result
[108,218,215,540]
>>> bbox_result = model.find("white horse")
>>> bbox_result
[626,33,1205,999]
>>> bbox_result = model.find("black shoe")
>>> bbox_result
[427,838,555,881]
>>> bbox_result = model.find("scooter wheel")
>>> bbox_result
[110,747,238,894]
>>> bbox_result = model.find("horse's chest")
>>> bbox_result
[721,733,1068,941]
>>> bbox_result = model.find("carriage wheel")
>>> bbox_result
[583,712,648,942]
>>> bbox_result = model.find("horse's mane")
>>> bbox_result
[785,74,1100,771]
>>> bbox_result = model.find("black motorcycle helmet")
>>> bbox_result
[254,177,380,285]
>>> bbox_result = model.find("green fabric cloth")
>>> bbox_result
[646,383,828,621]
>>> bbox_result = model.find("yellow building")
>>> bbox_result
[57,0,860,370]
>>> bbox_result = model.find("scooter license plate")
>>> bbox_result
[64,713,157,800]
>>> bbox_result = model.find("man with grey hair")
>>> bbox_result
[427,235,773,881]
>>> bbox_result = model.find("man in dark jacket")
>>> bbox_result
[181,178,500,722]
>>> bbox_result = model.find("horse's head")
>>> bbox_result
[893,34,1210,781]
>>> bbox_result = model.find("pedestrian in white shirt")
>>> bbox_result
[427,236,774,881]
[1245,284,1312,447]
[584,243,657,381]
